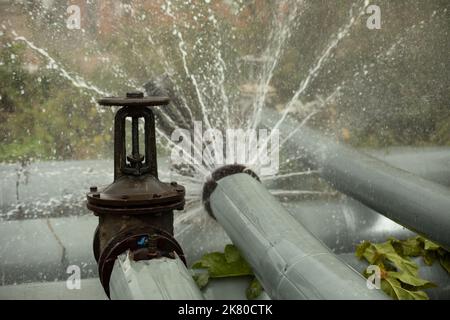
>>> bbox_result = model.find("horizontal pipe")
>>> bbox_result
[209,172,387,300]
[109,252,204,300]
[261,110,450,250]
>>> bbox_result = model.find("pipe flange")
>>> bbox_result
[202,164,259,218]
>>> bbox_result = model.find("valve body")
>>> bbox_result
[87,92,185,296]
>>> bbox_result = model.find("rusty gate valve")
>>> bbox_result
[86,91,186,297]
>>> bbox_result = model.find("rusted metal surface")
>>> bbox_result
[86,92,185,297]
[98,91,170,107]
[86,175,184,211]
[202,164,259,218]
[114,106,157,178]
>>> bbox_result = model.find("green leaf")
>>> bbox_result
[361,244,381,264]
[246,277,263,300]
[373,241,398,256]
[423,239,440,251]
[381,277,429,300]
[387,271,436,290]
[399,238,422,257]
[384,252,419,276]
[380,277,401,299]
[191,246,253,278]
[191,260,206,269]
[224,244,241,263]
[356,241,371,259]
[364,241,419,275]
[191,245,265,299]
[356,236,449,299]
[417,236,440,251]
[193,273,210,289]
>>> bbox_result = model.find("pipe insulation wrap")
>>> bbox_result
[321,144,450,249]
[210,173,387,300]
[109,252,204,300]
[262,110,450,250]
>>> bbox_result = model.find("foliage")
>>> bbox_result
[246,277,264,300]
[191,244,264,300]
[0,36,113,162]
[1,1,450,163]
[356,236,449,300]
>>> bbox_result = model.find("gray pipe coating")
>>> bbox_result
[109,252,204,300]
[261,110,450,250]
[209,172,387,300]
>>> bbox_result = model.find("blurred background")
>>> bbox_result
[1,0,449,165]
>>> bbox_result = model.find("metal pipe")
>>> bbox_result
[205,169,387,300]
[109,251,204,300]
[261,109,450,250]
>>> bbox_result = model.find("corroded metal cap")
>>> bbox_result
[98,91,170,107]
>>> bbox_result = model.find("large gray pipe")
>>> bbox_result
[205,169,387,300]
[261,109,450,250]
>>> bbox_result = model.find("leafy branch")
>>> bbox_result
[356,236,449,300]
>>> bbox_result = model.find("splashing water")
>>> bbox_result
[1,0,448,229]
[0,0,391,215]
[12,34,109,97]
